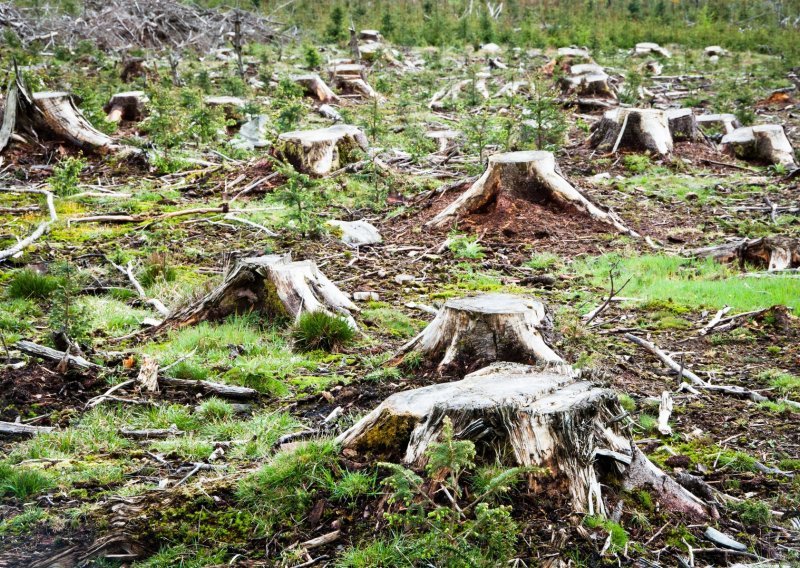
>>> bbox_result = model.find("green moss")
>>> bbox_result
[584,516,629,551]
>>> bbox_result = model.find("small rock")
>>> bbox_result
[394,274,415,284]
[704,527,747,551]
[327,219,382,247]
[353,291,379,302]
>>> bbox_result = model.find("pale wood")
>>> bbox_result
[590,108,673,155]
[0,420,54,436]
[632,42,671,58]
[32,92,114,148]
[337,362,627,515]
[276,125,368,176]
[15,340,99,370]
[398,293,566,372]
[693,236,800,271]
[150,253,358,335]
[562,64,616,100]
[721,125,796,168]
[160,376,259,400]
[292,74,339,104]
[665,108,699,141]
[427,150,639,237]
[0,188,57,262]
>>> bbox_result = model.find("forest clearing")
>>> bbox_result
[0,1,799,566]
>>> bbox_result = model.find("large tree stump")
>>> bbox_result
[337,363,621,514]
[275,125,368,176]
[30,92,114,149]
[330,63,379,99]
[721,125,797,168]
[697,113,740,136]
[150,254,358,334]
[104,91,148,122]
[693,236,800,271]
[590,108,674,155]
[398,293,566,373]
[338,362,707,518]
[427,150,639,237]
[292,74,339,104]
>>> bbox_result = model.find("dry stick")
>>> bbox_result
[86,379,135,408]
[109,260,170,317]
[585,267,632,325]
[0,187,57,261]
[623,333,707,386]
[698,306,731,336]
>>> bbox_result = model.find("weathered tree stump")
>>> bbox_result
[359,29,382,42]
[704,45,728,58]
[292,74,339,104]
[275,125,368,176]
[632,42,671,58]
[561,64,616,100]
[665,108,699,141]
[329,63,379,98]
[30,92,114,149]
[697,113,740,136]
[693,236,800,271]
[427,150,639,237]
[590,108,673,155]
[104,91,148,122]
[150,254,358,334]
[398,293,566,372]
[721,125,796,168]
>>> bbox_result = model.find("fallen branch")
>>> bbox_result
[0,187,57,262]
[108,260,170,317]
[160,376,259,400]
[15,340,99,370]
[0,420,54,436]
[698,306,731,336]
[623,334,706,386]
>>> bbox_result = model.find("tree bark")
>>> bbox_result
[721,125,796,168]
[275,125,368,176]
[590,108,673,155]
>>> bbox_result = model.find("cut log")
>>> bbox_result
[275,125,368,176]
[697,113,740,136]
[590,108,673,155]
[14,340,99,370]
[149,253,358,335]
[693,236,800,271]
[338,362,627,515]
[0,420,54,437]
[104,91,148,122]
[427,150,639,237]
[665,108,699,141]
[632,42,671,58]
[721,125,796,168]
[326,219,382,247]
[397,293,566,373]
[292,74,340,104]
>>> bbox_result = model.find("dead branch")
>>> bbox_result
[0,187,57,262]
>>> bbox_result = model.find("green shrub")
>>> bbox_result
[49,156,87,196]
[731,500,772,526]
[292,311,355,352]
[448,234,485,259]
[6,269,61,299]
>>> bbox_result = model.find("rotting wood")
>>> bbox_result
[0,420,54,436]
[427,150,639,238]
[0,187,57,262]
[14,339,99,370]
[160,377,259,400]
[693,236,800,272]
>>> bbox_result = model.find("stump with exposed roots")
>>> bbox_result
[561,64,616,100]
[721,125,797,168]
[398,293,566,373]
[693,236,800,272]
[427,150,639,237]
[590,108,673,155]
[292,74,339,104]
[337,361,707,518]
[275,125,368,176]
[149,254,358,335]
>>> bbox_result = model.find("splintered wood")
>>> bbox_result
[275,125,368,176]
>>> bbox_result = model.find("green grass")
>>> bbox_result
[292,311,355,352]
[6,269,62,300]
[759,369,800,396]
[525,252,562,271]
[362,304,421,338]
[574,254,800,312]
[584,516,629,552]
[0,465,54,499]
[0,506,47,536]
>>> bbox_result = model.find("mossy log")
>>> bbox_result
[397,293,566,373]
[275,125,368,176]
[427,150,639,237]
[149,253,358,335]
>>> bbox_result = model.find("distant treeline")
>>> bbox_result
[235,0,800,59]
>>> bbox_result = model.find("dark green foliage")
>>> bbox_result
[292,311,355,352]
[731,500,772,526]
[49,156,87,197]
[48,262,90,345]
[303,43,322,69]
[7,269,61,300]
[0,465,54,500]
[325,5,346,42]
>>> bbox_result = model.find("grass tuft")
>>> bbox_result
[6,269,61,300]
[292,311,355,352]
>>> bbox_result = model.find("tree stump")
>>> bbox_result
[104,91,148,122]
[665,108,699,141]
[693,236,800,271]
[292,74,339,104]
[632,42,671,58]
[150,253,358,334]
[338,361,707,518]
[397,293,566,373]
[721,125,796,168]
[697,113,739,136]
[427,150,639,237]
[590,108,673,155]
[359,30,382,42]
[275,125,368,176]
[330,63,379,98]
[561,64,616,100]
[30,92,114,149]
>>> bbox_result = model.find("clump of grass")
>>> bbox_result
[292,311,354,352]
[759,369,800,396]
[196,397,235,422]
[0,466,54,499]
[618,393,637,413]
[0,506,47,536]
[331,471,377,502]
[731,500,772,526]
[525,252,562,271]
[362,305,419,338]
[638,413,658,433]
[6,269,61,299]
